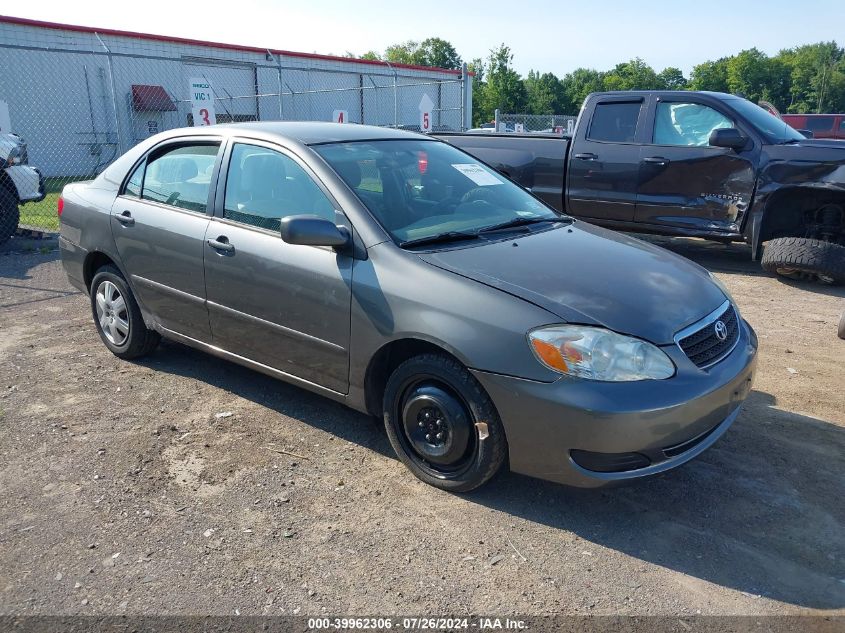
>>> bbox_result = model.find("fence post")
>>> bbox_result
[494,108,500,132]
[276,53,283,120]
[460,63,467,131]
[94,32,124,153]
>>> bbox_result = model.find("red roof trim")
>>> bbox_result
[0,14,472,76]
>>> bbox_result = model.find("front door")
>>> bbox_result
[636,99,756,233]
[203,141,352,393]
[566,99,645,222]
[111,141,220,339]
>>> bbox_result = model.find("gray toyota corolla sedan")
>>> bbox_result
[58,122,757,491]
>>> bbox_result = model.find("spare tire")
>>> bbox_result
[0,185,20,246]
[761,237,845,285]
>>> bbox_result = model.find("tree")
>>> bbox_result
[525,70,567,114]
[384,40,419,65]
[479,44,527,118]
[603,58,661,91]
[415,37,462,70]
[359,51,382,61]
[777,42,845,112]
[657,67,688,90]
[560,68,605,111]
[467,57,487,126]
[689,58,730,92]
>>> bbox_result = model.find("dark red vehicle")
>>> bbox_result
[782,114,845,140]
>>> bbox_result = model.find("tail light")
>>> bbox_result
[57,196,64,217]
[417,151,428,175]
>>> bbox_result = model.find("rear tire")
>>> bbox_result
[0,185,19,246]
[90,265,160,359]
[761,237,845,285]
[382,353,507,492]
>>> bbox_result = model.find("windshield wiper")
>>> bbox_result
[399,231,480,248]
[478,215,570,234]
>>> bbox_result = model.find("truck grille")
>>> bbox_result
[677,303,739,368]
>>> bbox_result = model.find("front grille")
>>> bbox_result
[570,449,651,473]
[678,303,739,368]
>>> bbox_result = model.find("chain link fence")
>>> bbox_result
[493,110,578,134]
[0,18,470,233]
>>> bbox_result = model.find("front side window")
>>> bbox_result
[653,102,733,146]
[314,139,558,244]
[587,102,642,143]
[141,144,219,212]
[223,143,336,232]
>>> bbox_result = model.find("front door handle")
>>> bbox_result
[207,236,235,253]
[642,156,670,166]
[574,152,598,161]
[115,210,135,226]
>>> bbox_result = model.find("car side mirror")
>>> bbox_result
[709,128,747,151]
[280,215,350,248]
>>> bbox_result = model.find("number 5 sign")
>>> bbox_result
[419,93,434,133]
[189,77,216,126]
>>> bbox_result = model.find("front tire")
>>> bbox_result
[0,186,19,246]
[90,265,160,359]
[761,237,845,285]
[382,353,507,492]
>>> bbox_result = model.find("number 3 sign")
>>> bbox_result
[189,78,217,126]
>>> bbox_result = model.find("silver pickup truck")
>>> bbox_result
[1,132,45,244]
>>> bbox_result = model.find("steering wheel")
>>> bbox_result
[459,186,499,205]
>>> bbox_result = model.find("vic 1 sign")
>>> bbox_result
[189,77,216,127]
[419,93,434,133]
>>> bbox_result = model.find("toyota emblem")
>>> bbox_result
[714,320,728,341]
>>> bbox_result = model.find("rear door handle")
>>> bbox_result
[207,236,235,253]
[574,152,598,161]
[642,156,669,165]
[115,210,134,226]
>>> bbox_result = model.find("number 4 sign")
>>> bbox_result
[419,94,434,133]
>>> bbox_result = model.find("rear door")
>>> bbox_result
[635,97,756,234]
[111,139,221,339]
[203,139,352,393]
[565,96,646,222]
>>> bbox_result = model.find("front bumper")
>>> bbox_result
[6,165,45,203]
[471,319,758,487]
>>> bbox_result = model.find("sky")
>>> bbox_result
[4,0,845,77]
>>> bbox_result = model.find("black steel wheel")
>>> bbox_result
[383,353,507,492]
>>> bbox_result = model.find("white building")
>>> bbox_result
[0,16,471,177]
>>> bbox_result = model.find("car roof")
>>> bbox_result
[589,90,738,101]
[200,121,425,145]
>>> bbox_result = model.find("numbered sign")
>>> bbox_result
[189,78,216,126]
[333,110,349,124]
[419,93,434,133]
[514,123,524,133]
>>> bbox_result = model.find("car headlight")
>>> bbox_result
[528,325,675,381]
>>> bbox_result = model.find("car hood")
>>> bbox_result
[418,222,727,345]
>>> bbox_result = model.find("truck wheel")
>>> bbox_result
[90,265,160,359]
[761,237,845,285]
[382,353,508,492]
[0,185,20,246]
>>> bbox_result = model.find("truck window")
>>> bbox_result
[806,116,834,132]
[653,102,732,146]
[587,102,641,143]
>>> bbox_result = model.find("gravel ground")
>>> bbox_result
[0,235,843,618]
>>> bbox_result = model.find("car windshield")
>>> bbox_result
[727,98,805,143]
[313,139,560,245]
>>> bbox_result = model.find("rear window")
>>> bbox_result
[587,102,641,143]
[806,116,835,132]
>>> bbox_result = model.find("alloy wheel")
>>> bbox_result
[95,280,130,346]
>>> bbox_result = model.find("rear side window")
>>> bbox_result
[840,119,845,131]
[141,144,219,212]
[587,102,641,143]
[806,116,834,132]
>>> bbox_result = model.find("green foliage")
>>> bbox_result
[478,44,528,121]
[525,70,568,114]
[382,38,462,69]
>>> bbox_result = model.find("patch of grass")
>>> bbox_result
[17,176,90,232]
